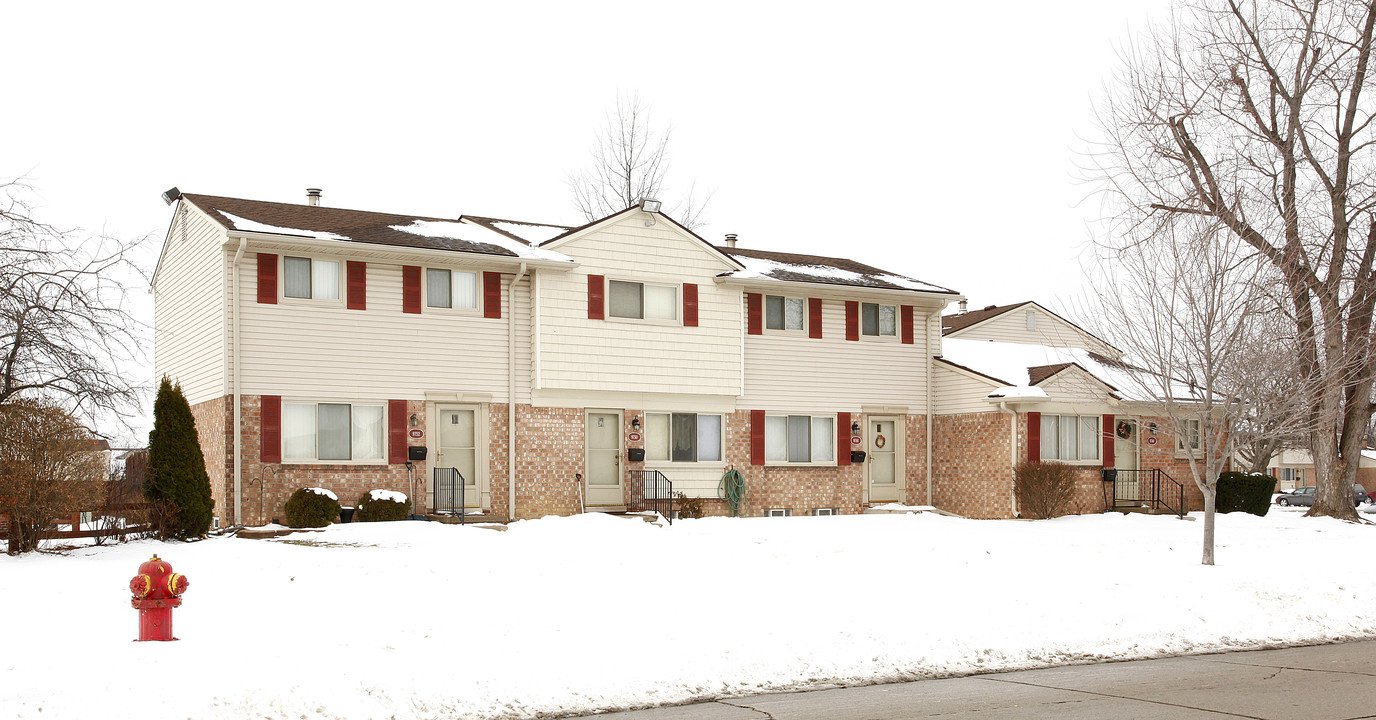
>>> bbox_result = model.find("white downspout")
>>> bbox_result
[926,312,934,506]
[509,262,527,521]
[231,238,246,526]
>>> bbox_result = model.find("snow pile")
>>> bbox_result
[389,220,573,262]
[2,512,1373,719]
[216,211,350,242]
[368,489,407,503]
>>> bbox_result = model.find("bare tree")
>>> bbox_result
[0,178,146,426]
[1091,0,1376,521]
[0,399,107,554]
[1090,218,1274,564]
[569,94,713,230]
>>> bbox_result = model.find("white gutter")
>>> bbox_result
[532,269,542,390]
[231,238,247,526]
[509,262,528,521]
[221,233,576,272]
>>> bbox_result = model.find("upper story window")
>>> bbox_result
[610,280,677,321]
[426,268,478,310]
[765,296,805,331]
[283,401,385,462]
[645,413,722,463]
[861,303,896,336]
[284,257,340,300]
[765,414,835,464]
[1040,414,1100,461]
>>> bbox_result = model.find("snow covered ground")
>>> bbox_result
[3,509,1373,720]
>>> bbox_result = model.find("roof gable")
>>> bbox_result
[943,300,1118,355]
[541,205,745,272]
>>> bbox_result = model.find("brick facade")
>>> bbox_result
[189,396,232,526]
[932,411,1018,519]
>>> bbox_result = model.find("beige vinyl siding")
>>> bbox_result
[538,216,741,396]
[644,465,723,499]
[153,204,228,406]
[1038,368,1114,405]
[237,258,531,401]
[955,306,1110,352]
[933,362,1002,415]
[742,301,933,413]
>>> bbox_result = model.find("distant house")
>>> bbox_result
[1266,448,1376,492]
[934,302,1210,517]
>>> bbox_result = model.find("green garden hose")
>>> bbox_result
[719,468,746,517]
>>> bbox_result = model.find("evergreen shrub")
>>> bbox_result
[1216,471,1273,516]
[355,490,411,522]
[284,487,341,528]
[145,377,215,539]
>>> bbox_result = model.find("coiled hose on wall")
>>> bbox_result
[719,468,746,517]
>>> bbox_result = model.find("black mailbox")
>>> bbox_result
[850,450,867,463]
[626,448,646,462]
[408,446,428,462]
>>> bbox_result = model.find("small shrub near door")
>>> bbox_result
[355,490,411,522]
[1215,471,1272,516]
[1015,461,1078,519]
[674,491,705,519]
[284,488,341,528]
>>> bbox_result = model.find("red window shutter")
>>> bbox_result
[845,301,859,341]
[1102,414,1115,467]
[683,283,698,327]
[1027,411,1041,464]
[837,412,851,466]
[901,305,915,344]
[747,293,762,335]
[750,410,766,465]
[260,396,281,463]
[402,266,422,314]
[808,298,823,339]
[346,261,366,310]
[388,399,408,464]
[588,275,605,319]
[484,271,502,319]
[256,253,278,304]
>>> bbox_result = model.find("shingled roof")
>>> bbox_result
[941,302,1030,334]
[181,194,571,262]
[717,246,957,295]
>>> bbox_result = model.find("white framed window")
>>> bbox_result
[1026,310,1037,330]
[812,508,837,516]
[765,295,805,332]
[609,280,677,321]
[282,401,386,462]
[283,256,341,300]
[645,413,722,463]
[861,303,897,337]
[1176,419,1201,453]
[426,268,478,310]
[1040,414,1101,461]
[764,414,835,464]
[764,508,792,517]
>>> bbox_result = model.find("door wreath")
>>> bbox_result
[875,434,886,449]
[1115,421,1132,440]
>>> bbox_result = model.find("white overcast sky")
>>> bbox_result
[5,1,1170,435]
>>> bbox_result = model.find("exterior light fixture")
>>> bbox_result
[161,187,182,205]
[409,413,419,427]
[851,421,860,434]
[639,198,662,213]
[631,415,641,430]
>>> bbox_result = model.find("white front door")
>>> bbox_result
[867,416,904,503]
[1114,419,1139,502]
[585,411,624,508]
[436,405,479,510]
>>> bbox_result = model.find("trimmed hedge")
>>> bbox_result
[1216,471,1273,516]
[1015,461,1078,519]
[284,488,341,528]
[355,490,411,522]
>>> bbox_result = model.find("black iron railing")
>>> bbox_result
[627,469,673,524]
[1102,468,1186,518]
[433,467,467,525]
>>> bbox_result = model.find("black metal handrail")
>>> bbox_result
[1101,468,1186,518]
[433,467,467,525]
[627,469,673,524]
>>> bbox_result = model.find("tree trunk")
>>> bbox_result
[1200,486,1216,566]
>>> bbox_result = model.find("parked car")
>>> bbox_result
[1275,485,1369,506]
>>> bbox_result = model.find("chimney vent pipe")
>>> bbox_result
[959,300,968,313]
[724,233,738,248]
[306,188,322,206]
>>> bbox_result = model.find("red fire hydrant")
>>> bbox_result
[129,554,189,641]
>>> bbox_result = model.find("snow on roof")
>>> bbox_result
[487,220,570,244]
[218,211,350,242]
[726,254,952,294]
[940,338,1204,403]
[988,386,1049,400]
[390,220,573,262]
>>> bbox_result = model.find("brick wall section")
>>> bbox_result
[512,405,583,519]
[1135,419,1207,512]
[486,403,510,517]
[903,414,931,507]
[235,395,429,527]
[189,396,232,526]
[933,411,1017,519]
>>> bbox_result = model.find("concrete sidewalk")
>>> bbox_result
[571,640,1376,719]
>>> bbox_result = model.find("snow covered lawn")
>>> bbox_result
[3,510,1373,720]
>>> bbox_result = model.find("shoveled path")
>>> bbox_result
[567,640,1376,719]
